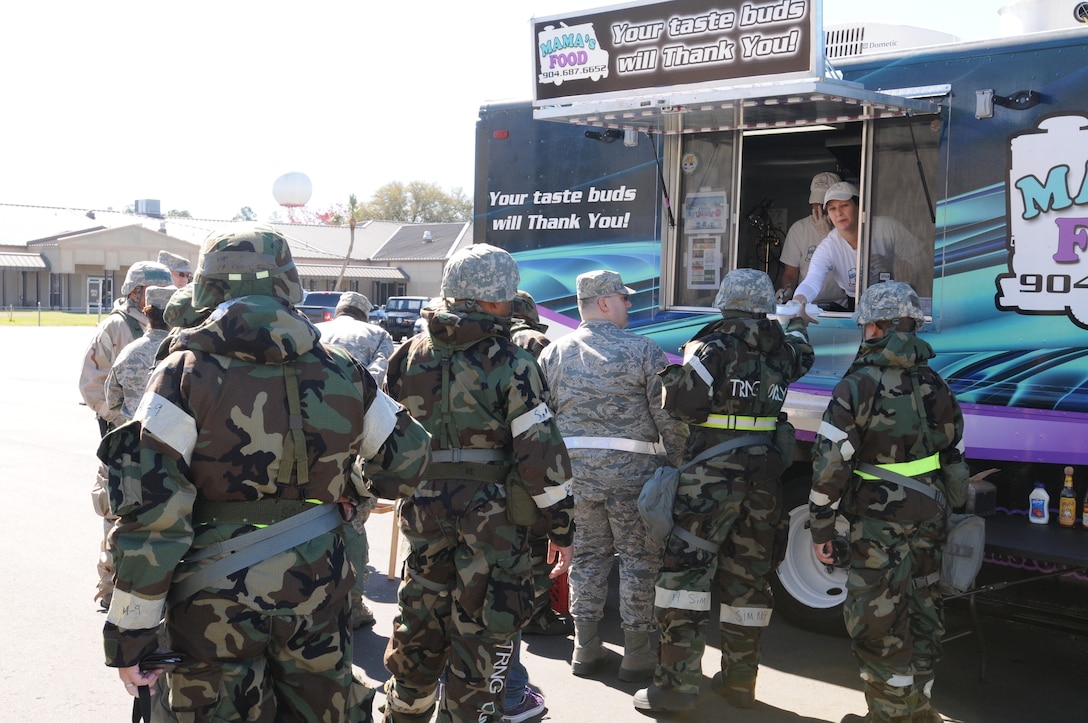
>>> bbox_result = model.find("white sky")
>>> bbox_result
[0,0,1018,222]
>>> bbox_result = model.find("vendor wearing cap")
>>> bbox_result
[776,172,850,309]
[792,182,926,321]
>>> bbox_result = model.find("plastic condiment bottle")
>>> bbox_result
[1059,468,1076,528]
[1029,482,1050,524]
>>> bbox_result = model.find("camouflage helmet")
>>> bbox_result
[121,261,173,296]
[511,289,540,323]
[440,243,520,302]
[192,224,303,309]
[853,280,925,327]
[713,268,775,314]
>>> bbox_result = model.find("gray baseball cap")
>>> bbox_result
[576,270,635,300]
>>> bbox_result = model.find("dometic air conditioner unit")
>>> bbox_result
[825,23,959,60]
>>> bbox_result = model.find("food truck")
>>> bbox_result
[474,0,1088,631]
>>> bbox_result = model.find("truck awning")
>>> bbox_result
[533,77,944,134]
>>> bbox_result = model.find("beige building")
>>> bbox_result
[0,203,471,310]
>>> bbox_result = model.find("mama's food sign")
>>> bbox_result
[532,0,817,103]
[999,114,1088,329]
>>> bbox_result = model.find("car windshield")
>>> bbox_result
[389,299,424,311]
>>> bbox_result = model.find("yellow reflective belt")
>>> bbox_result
[696,414,778,431]
[855,452,941,480]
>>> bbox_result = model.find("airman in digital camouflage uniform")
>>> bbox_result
[101,224,431,722]
[317,292,396,628]
[537,270,687,683]
[382,244,575,723]
[809,281,968,723]
[104,284,176,427]
[317,292,395,389]
[158,250,193,288]
[80,259,174,608]
[634,268,814,713]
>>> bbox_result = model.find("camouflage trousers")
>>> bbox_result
[845,506,946,722]
[383,481,534,723]
[527,515,554,616]
[163,545,372,722]
[92,463,116,604]
[345,495,380,594]
[570,489,663,631]
[653,451,784,695]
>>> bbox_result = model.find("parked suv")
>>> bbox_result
[381,295,430,341]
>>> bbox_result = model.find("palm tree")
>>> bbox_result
[334,194,363,291]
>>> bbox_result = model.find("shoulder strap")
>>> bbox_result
[112,309,143,340]
[169,503,340,606]
[678,434,772,472]
[856,462,946,509]
[279,364,309,487]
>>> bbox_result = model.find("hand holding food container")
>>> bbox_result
[773,299,822,325]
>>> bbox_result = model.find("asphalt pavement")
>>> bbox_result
[1,326,1085,722]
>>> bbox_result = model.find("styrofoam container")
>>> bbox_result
[773,302,822,323]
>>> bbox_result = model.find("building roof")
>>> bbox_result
[373,222,471,261]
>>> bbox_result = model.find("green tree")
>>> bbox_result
[167,209,192,218]
[362,181,472,222]
[232,206,258,221]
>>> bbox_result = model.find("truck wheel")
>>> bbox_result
[771,503,849,637]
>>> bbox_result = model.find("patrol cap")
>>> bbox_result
[192,224,303,309]
[511,289,540,323]
[824,181,860,207]
[713,268,775,314]
[576,270,635,300]
[163,284,207,329]
[853,280,926,327]
[157,250,191,274]
[336,291,372,317]
[809,172,842,204]
[121,261,173,295]
[440,243,520,302]
[144,285,178,310]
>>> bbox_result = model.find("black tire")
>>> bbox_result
[770,468,849,637]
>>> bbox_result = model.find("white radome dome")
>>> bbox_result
[272,172,313,207]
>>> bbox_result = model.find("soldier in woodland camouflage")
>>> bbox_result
[80,259,174,608]
[509,290,550,359]
[537,270,687,683]
[101,224,431,722]
[381,244,575,723]
[634,269,814,713]
[809,281,968,723]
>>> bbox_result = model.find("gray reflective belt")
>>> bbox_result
[667,434,772,552]
[169,503,341,607]
[563,436,666,456]
[671,526,718,554]
[430,448,509,463]
[856,462,946,509]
